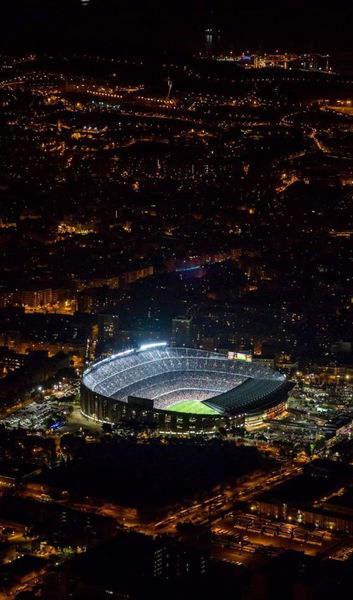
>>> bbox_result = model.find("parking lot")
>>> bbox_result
[212,512,335,557]
[1,400,64,430]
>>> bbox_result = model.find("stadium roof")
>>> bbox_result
[202,378,294,415]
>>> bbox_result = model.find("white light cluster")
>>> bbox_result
[139,342,168,351]
[111,349,135,359]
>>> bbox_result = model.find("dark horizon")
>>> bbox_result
[2,0,353,56]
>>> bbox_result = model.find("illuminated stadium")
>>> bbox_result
[81,343,294,433]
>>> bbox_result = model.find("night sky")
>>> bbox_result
[2,1,353,55]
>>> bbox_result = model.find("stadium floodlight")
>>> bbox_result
[113,349,135,358]
[139,342,168,351]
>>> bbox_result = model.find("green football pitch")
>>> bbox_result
[168,400,218,415]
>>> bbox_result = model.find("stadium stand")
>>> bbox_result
[82,346,291,423]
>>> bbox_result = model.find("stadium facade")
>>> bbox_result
[81,343,294,433]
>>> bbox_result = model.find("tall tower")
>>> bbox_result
[204,28,213,56]
[98,312,119,343]
[166,77,172,100]
[325,55,330,72]
[171,317,193,347]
